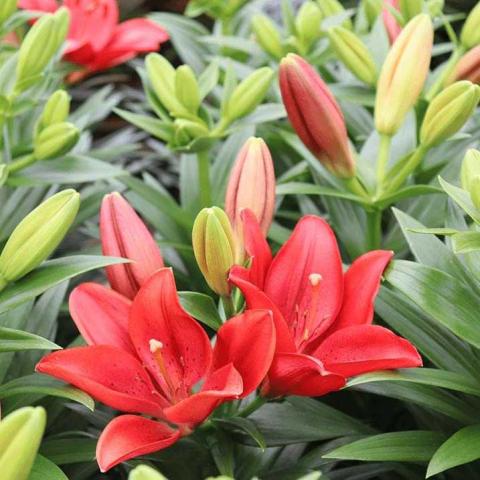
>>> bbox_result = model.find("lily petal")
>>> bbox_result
[210,310,275,397]
[36,345,166,416]
[69,283,134,354]
[97,415,180,472]
[264,352,345,397]
[314,324,422,377]
[129,268,212,400]
[164,363,243,425]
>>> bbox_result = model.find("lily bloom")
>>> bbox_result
[229,213,422,398]
[37,268,275,471]
[19,0,169,76]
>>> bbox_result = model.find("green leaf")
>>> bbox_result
[178,291,222,330]
[427,425,480,477]
[375,185,443,209]
[323,431,446,462]
[198,60,219,100]
[0,374,94,411]
[0,327,59,352]
[406,227,458,235]
[329,84,376,107]
[29,455,68,480]
[386,260,480,348]
[114,109,173,141]
[0,255,127,314]
[452,231,480,253]
[276,182,365,203]
[213,417,266,450]
[439,177,480,224]
[40,438,97,465]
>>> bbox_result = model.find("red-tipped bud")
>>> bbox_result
[279,53,355,178]
[382,0,402,44]
[100,193,164,299]
[449,45,480,85]
[225,137,275,259]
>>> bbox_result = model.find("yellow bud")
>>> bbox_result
[461,149,480,196]
[461,2,480,49]
[420,81,480,147]
[316,0,352,29]
[375,14,433,136]
[34,122,80,161]
[427,0,443,17]
[363,0,382,26]
[0,0,17,25]
[399,0,424,20]
[129,465,168,480]
[251,14,284,59]
[0,406,46,480]
[175,65,201,114]
[0,189,80,289]
[295,1,323,50]
[37,90,71,133]
[192,207,236,296]
[328,26,377,85]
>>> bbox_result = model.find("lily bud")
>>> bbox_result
[461,2,480,49]
[173,118,209,145]
[37,90,71,133]
[251,14,283,59]
[33,122,80,161]
[461,149,480,207]
[420,81,480,147]
[145,53,189,117]
[223,67,274,123]
[175,65,201,114]
[427,0,443,16]
[399,0,423,20]
[129,465,167,480]
[0,189,80,290]
[295,1,323,50]
[279,53,355,178]
[15,8,70,92]
[225,137,275,258]
[100,192,164,299]
[192,207,236,296]
[0,407,46,480]
[382,0,402,44]
[0,0,17,25]
[316,0,352,29]
[448,45,480,85]
[328,26,377,85]
[375,14,433,136]
[363,0,382,26]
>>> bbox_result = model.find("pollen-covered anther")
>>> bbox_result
[149,338,164,353]
[309,273,322,286]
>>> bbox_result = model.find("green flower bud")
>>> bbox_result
[328,26,377,85]
[427,0,443,17]
[461,2,480,49]
[129,465,168,480]
[223,67,274,123]
[420,81,480,147]
[295,1,323,50]
[34,122,80,161]
[37,90,71,133]
[0,189,80,289]
[316,0,352,29]
[174,118,209,145]
[15,8,70,93]
[251,14,283,59]
[461,149,480,210]
[192,207,236,297]
[363,0,382,26]
[145,54,190,117]
[0,0,17,25]
[399,0,424,20]
[175,65,201,114]
[0,406,46,480]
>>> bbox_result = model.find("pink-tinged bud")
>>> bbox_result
[100,193,164,299]
[225,137,275,258]
[279,53,355,179]
[448,45,480,85]
[382,0,402,44]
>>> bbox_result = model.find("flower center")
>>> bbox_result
[149,338,178,402]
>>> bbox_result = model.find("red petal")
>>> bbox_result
[69,283,134,354]
[210,310,275,397]
[264,352,345,397]
[36,346,166,416]
[100,193,164,299]
[129,268,212,401]
[264,215,343,340]
[332,250,393,332]
[314,325,422,377]
[164,363,243,425]
[19,0,57,12]
[229,266,296,354]
[97,416,180,472]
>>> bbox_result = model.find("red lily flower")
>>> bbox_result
[37,268,275,471]
[229,213,422,398]
[19,0,169,76]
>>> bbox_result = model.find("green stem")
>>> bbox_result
[238,396,267,418]
[343,176,370,201]
[366,209,382,250]
[376,134,391,196]
[197,150,211,208]
[6,153,37,174]
[221,295,235,320]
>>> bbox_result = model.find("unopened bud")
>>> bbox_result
[34,122,80,160]
[420,81,480,147]
[129,465,168,480]
[0,407,46,480]
[174,119,209,143]
[399,0,424,20]
[192,207,236,296]
[251,14,283,59]
[37,90,71,134]
[461,149,480,210]
[448,45,480,85]
[427,0,443,16]
[461,2,480,49]
[295,1,323,50]
[0,0,17,25]
[328,26,377,85]
[316,0,352,28]
[0,189,80,290]
[363,0,382,26]
[175,65,201,114]
[223,67,274,123]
